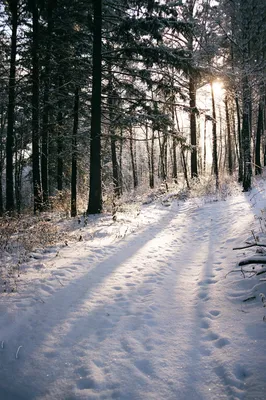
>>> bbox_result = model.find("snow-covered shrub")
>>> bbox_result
[189,174,239,200]
[49,190,71,216]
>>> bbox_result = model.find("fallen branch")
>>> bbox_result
[225,268,256,278]
[233,243,266,250]
[243,296,256,302]
[15,345,22,359]
[256,268,266,276]
[239,256,266,266]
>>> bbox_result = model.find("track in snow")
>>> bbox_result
[0,194,266,400]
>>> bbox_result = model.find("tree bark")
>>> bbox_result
[255,98,263,175]
[31,0,42,213]
[71,86,80,217]
[203,116,207,174]
[235,95,243,182]
[225,95,233,175]
[6,0,18,213]
[41,0,54,206]
[129,127,138,188]
[211,82,219,189]
[0,104,5,216]
[189,75,198,178]
[87,0,102,214]
[107,69,120,197]
[242,76,252,191]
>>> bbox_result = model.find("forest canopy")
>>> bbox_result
[0,0,265,216]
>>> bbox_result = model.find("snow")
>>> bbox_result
[1,181,266,399]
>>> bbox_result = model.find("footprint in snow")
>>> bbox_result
[209,309,221,317]
[215,337,230,348]
[112,286,122,291]
[204,331,219,341]
[198,278,217,286]
[44,351,58,358]
[134,359,154,376]
[233,364,252,381]
[144,278,157,284]
[200,319,210,329]
[76,377,96,390]
[198,291,210,301]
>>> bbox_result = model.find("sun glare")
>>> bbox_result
[212,81,224,96]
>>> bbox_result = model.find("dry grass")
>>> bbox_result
[0,214,63,293]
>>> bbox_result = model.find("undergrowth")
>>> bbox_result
[0,213,64,293]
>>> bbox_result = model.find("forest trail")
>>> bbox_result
[0,193,266,400]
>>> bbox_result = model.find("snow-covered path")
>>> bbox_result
[1,193,266,400]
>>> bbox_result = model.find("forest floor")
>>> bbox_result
[1,178,266,400]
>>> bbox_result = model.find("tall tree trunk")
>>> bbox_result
[163,133,168,179]
[235,96,243,182]
[57,76,64,192]
[241,0,252,191]
[225,95,233,175]
[87,0,102,214]
[107,69,120,197]
[71,86,79,217]
[171,99,177,181]
[41,0,54,206]
[218,105,223,174]
[211,82,219,189]
[255,98,263,175]
[203,116,207,173]
[187,0,198,178]
[32,1,42,213]
[172,135,177,180]
[14,134,23,214]
[242,76,252,191]
[189,75,198,178]
[158,131,166,180]
[145,124,154,188]
[119,128,123,194]
[6,0,18,213]
[181,146,190,189]
[0,105,5,216]
[129,127,138,188]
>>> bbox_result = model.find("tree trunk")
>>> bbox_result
[6,0,18,213]
[225,95,233,175]
[235,96,243,182]
[41,0,54,207]
[71,86,79,217]
[146,124,155,188]
[211,82,219,189]
[203,116,207,174]
[255,98,263,175]
[242,76,252,191]
[14,134,23,214]
[87,0,102,214]
[241,0,252,191]
[129,127,138,188]
[181,146,190,189]
[189,75,198,178]
[107,70,120,197]
[172,135,177,180]
[158,131,167,181]
[0,105,5,216]
[57,77,64,192]
[119,128,123,194]
[32,1,42,213]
